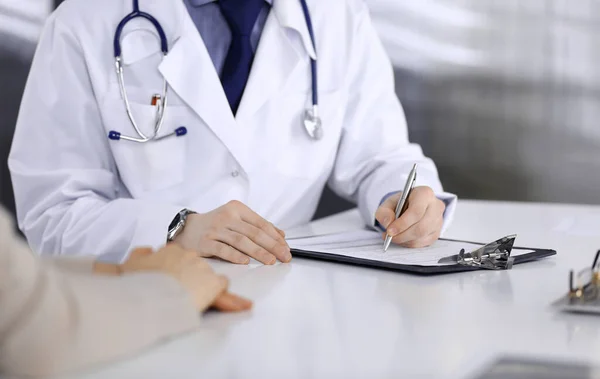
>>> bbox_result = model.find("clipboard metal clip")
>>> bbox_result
[439,235,517,270]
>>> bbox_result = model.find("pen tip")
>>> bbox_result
[383,237,392,252]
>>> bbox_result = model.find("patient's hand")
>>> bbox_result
[94,246,252,313]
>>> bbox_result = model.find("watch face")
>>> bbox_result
[169,213,182,231]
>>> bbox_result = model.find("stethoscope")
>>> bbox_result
[109,0,322,143]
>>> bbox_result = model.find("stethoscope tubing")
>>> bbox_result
[110,0,319,143]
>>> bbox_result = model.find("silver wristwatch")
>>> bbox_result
[167,209,196,242]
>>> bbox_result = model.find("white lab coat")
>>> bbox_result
[9,0,456,260]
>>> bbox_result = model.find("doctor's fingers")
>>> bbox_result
[400,229,442,249]
[375,193,403,229]
[385,197,429,238]
[228,221,292,263]
[275,227,286,239]
[225,201,288,247]
[390,198,444,245]
[391,214,443,247]
[197,240,251,265]
[216,230,280,265]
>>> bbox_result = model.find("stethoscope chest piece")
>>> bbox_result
[304,106,323,141]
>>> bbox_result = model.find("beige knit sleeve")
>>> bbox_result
[0,209,200,378]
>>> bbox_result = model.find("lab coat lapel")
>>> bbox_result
[156,0,247,169]
[235,0,317,121]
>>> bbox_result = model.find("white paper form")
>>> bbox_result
[288,230,527,267]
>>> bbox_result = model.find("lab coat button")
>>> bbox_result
[231,170,240,178]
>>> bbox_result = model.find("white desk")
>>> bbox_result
[79,200,600,379]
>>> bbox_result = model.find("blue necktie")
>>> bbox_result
[218,0,264,115]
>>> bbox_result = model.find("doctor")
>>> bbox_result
[10,0,456,264]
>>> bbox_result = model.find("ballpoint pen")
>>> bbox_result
[383,163,418,252]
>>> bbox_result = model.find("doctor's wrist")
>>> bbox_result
[171,213,203,251]
[167,208,197,243]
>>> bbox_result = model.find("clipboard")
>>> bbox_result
[290,236,556,275]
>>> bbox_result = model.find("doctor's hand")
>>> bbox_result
[375,186,446,248]
[95,246,253,313]
[174,200,292,265]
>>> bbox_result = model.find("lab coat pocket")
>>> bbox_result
[101,98,187,196]
[275,90,346,179]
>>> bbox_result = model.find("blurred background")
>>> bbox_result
[368,0,600,207]
[0,0,52,217]
[1,0,599,220]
